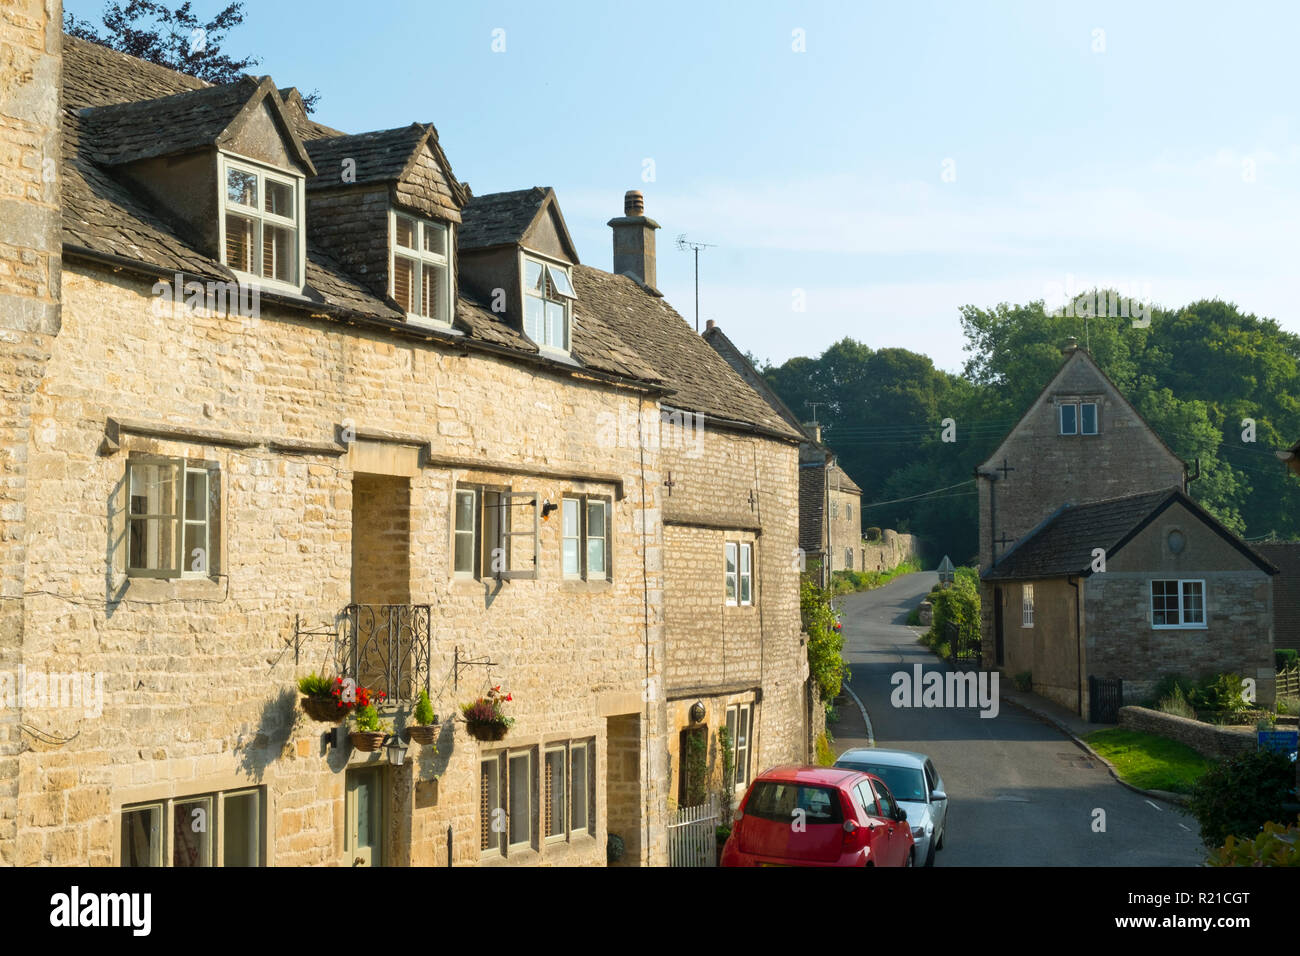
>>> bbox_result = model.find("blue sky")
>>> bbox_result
[69,0,1300,373]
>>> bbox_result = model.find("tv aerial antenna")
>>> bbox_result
[675,233,716,332]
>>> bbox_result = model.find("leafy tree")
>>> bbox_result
[65,2,319,110]
[1186,749,1295,847]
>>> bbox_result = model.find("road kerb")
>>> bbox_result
[1001,695,1190,808]
[842,682,874,747]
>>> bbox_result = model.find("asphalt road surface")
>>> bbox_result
[832,571,1207,866]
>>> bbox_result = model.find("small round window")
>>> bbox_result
[1167,530,1186,555]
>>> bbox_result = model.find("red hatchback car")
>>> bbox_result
[720,765,915,867]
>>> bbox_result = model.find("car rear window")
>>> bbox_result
[841,764,927,802]
[744,782,843,824]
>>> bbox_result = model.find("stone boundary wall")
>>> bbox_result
[860,529,919,574]
[1118,705,1254,761]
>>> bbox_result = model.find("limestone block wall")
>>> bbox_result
[0,0,62,867]
[1118,706,1254,761]
[860,530,919,574]
[660,421,806,794]
[14,263,667,866]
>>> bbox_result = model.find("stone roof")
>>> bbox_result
[983,487,1275,581]
[459,187,549,250]
[829,462,862,496]
[573,266,803,440]
[58,36,818,424]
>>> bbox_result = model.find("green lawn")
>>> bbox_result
[1083,728,1212,795]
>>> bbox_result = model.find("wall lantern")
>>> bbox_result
[385,733,408,767]
[689,700,706,723]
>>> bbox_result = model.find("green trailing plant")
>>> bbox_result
[1207,817,1300,867]
[1276,649,1298,670]
[1013,671,1032,692]
[1277,696,1299,716]
[1185,749,1296,848]
[802,579,848,702]
[413,688,436,726]
[814,730,835,767]
[718,725,736,823]
[683,729,707,807]
[297,672,334,698]
[352,702,389,734]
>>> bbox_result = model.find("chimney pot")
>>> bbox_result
[624,190,644,216]
[705,319,715,331]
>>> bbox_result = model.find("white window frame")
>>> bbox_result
[390,209,453,328]
[1080,401,1099,435]
[561,494,612,581]
[455,485,539,581]
[1022,582,1035,628]
[453,488,478,579]
[480,755,503,856]
[1059,403,1077,435]
[507,748,535,851]
[217,153,305,293]
[1150,578,1207,629]
[725,704,753,791]
[120,787,264,867]
[521,252,574,353]
[724,542,738,606]
[569,738,594,837]
[739,542,753,606]
[126,455,218,580]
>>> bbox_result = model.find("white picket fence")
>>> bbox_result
[667,795,720,867]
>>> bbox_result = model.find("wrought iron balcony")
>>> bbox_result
[339,604,432,702]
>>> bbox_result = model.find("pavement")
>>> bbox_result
[827,570,1207,866]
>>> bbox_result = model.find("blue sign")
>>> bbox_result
[1257,730,1299,760]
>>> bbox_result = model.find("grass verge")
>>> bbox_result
[1084,727,1212,795]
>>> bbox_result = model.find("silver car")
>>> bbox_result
[835,748,948,866]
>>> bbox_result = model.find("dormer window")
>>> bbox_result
[219,156,303,289]
[391,212,452,326]
[523,255,575,351]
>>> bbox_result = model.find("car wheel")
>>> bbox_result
[924,839,936,867]
[905,848,914,867]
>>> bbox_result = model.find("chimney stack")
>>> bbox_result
[609,189,660,292]
[705,319,715,331]
[802,422,822,444]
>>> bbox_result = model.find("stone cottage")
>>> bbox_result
[977,341,1276,717]
[0,9,809,866]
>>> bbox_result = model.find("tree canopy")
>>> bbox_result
[65,1,319,111]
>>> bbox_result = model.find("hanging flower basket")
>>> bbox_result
[407,723,439,746]
[465,720,509,742]
[349,730,386,752]
[461,686,515,742]
[302,696,350,723]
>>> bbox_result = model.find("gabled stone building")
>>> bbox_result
[978,341,1275,716]
[0,11,809,866]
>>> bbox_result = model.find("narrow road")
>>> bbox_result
[831,571,1206,866]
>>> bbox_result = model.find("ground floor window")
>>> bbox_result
[725,703,753,789]
[481,748,537,856]
[120,787,263,867]
[1151,578,1206,627]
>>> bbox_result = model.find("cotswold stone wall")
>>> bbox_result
[860,530,919,574]
[660,420,807,799]
[1118,706,1254,761]
[0,0,62,867]
[16,264,667,866]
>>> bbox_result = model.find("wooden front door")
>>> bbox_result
[346,766,384,867]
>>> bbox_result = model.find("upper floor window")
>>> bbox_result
[561,495,611,581]
[392,211,452,326]
[221,157,302,289]
[1059,401,1098,436]
[452,484,539,580]
[127,455,220,579]
[725,541,753,606]
[523,255,574,351]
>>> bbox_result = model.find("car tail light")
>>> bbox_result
[842,818,866,850]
